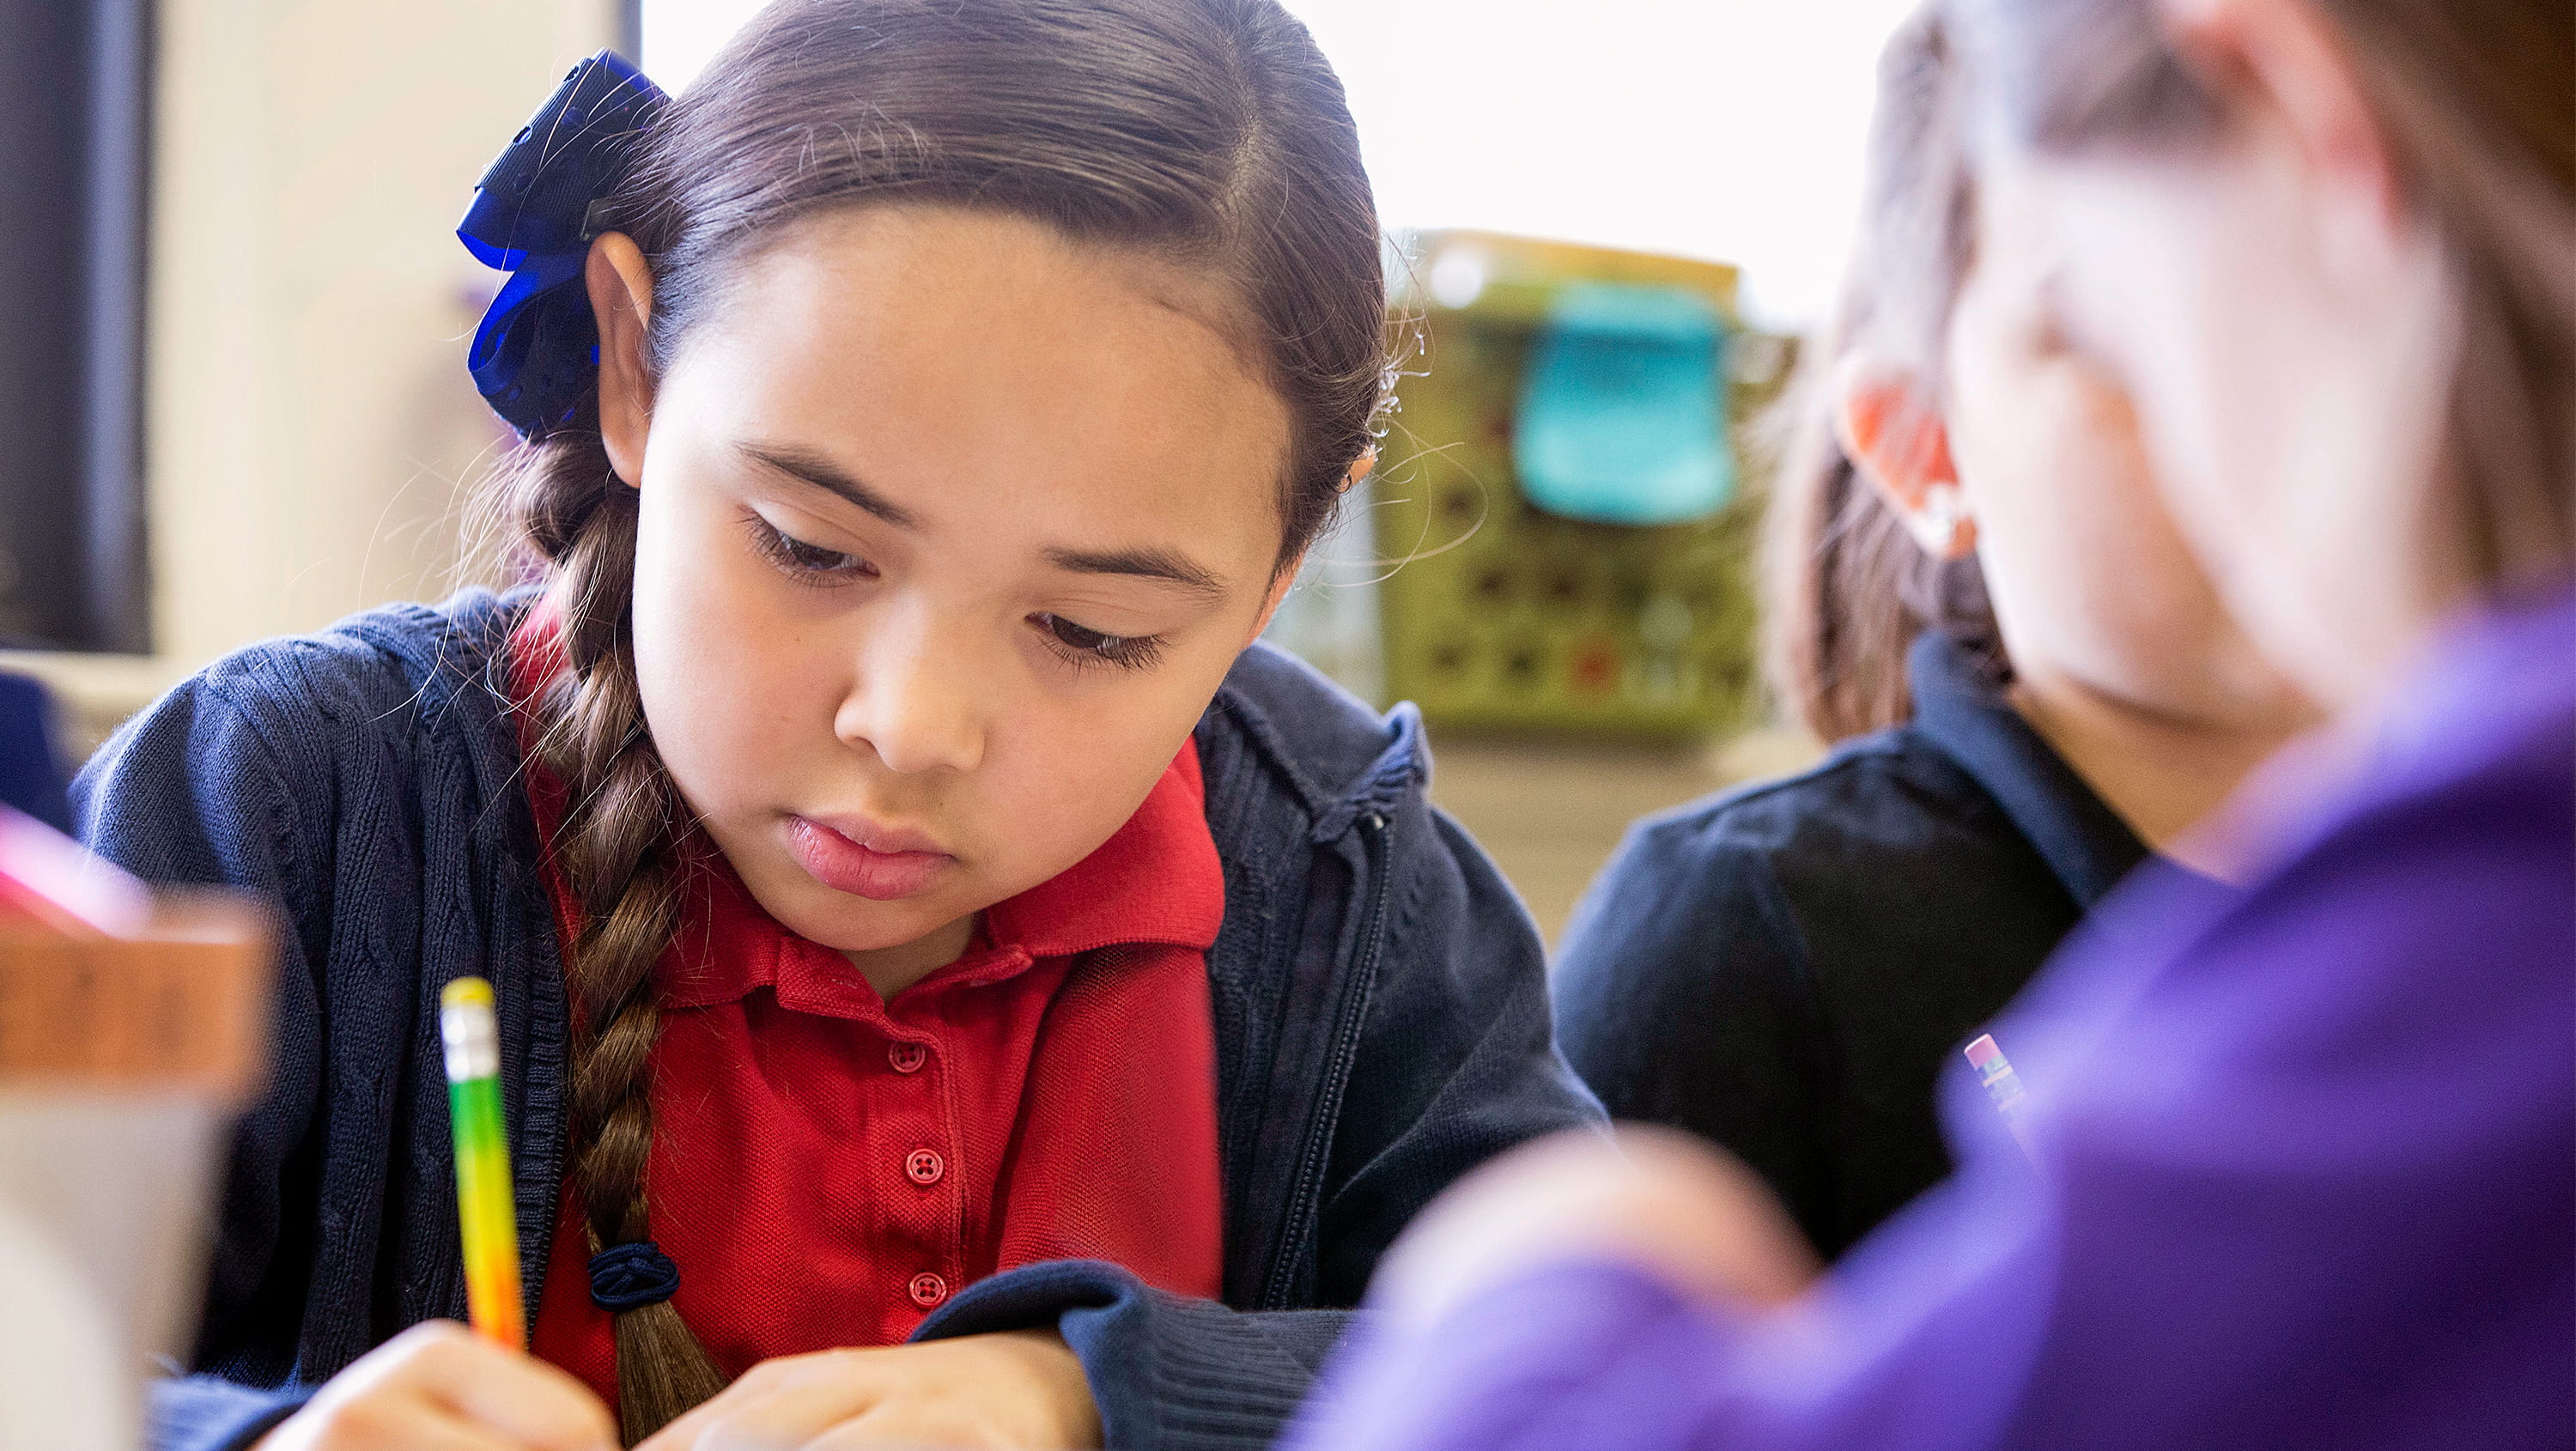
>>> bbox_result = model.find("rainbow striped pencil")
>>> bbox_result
[440,977,525,1347]
[1963,1033,2038,1162]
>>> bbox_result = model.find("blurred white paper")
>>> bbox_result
[0,1096,223,1451]
[0,1189,125,1451]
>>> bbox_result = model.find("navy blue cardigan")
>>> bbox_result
[73,591,1601,1451]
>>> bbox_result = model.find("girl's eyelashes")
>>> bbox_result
[743,511,876,585]
[1033,612,1166,672]
[738,509,1163,669]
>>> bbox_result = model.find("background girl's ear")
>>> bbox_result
[586,234,656,489]
[1832,356,1977,562]
[1344,447,1376,491]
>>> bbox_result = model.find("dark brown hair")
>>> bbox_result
[1764,9,2003,742]
[1943,0,2576,594]
[484,2,1388,1439]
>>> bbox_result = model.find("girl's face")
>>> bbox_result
[1942,178,2307,732]
[603,207,1294,976]
[1982,94,2461,713]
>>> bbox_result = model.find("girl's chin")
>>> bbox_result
[724,859,947,951]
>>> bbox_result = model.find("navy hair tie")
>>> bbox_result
[458,49,669,439]
[587,1240,682,1313]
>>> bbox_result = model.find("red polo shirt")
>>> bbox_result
[507,616,1226,1408]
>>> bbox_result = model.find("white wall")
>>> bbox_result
[641,0,1916,325]
[7,0,619,745]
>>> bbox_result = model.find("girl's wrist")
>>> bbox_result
[987,1327,1102,1449]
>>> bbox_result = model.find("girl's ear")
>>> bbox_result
[586,234,656,489]
[1832,356,1977,562]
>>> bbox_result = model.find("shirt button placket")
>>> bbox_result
[884,1029,951,1320]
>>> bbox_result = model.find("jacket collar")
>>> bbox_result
[1905,632,2151,909]
[1201,642,1428,845]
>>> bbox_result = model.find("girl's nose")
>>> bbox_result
[833,606,987,776]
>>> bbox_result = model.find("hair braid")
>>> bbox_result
[473,0,1394,1438]
[516,452,726,1442]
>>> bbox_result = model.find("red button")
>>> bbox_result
[905,1148,945,1185]
[908,1272,948,1308]
[888,1041,927,1074]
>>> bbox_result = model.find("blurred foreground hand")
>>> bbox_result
[1369,1125,1822,1331]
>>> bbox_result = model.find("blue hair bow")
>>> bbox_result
[459,50,669,439]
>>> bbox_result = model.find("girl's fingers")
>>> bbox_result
[638,1337,1092,1451]
[798,1405,1001,1451]
[415,1333,620,1451]
[364,1411,550,1451]
[635,1351,874,1451]
[687,1383,884,1451]
[360,1321,615,1451]
[260,1327,605,1451]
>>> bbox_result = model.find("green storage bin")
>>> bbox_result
[1374,231,1792,741]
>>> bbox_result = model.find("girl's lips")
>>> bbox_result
[785,816,953,901]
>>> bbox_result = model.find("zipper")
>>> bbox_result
[1259,809,1394,1310]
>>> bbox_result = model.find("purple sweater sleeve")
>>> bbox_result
[1286,596,2576,1451]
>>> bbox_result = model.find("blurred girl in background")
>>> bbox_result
[79,3,1595,1448]
[1551,11,2313,1260]
[1291,0,2575,1446]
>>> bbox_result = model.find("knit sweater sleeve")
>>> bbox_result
[72,653,345,1449]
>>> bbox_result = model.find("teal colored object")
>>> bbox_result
[1512,282,1733,526]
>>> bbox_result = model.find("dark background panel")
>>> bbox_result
[0,0,150,653]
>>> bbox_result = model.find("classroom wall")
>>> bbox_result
[3,0,620,749]
[9,0,1823,928]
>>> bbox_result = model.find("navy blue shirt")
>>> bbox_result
[1553,633,2157,1257]
[72,591,1601,1451]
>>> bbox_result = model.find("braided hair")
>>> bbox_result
[482,0,1391,1439]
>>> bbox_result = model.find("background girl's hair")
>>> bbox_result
[484,1,1390,1438]
[1762,9,2002,743]
[1943,0,2576,592]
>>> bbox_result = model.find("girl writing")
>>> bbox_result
[83,3,1597,1448]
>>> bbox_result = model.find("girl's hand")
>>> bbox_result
[1369,1126,1824,1331]
[253,1320,616,1451]
[635,1328,1098,1451]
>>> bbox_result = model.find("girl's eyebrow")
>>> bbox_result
[1043,544,1228,601]
[738,441,920,529]
[741,439,1229,599]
